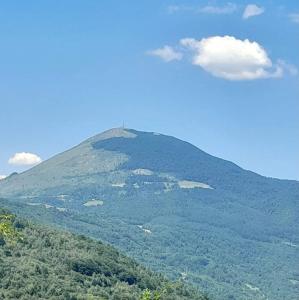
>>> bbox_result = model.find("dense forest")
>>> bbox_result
[0,208,209,300]
[1,129,298,299]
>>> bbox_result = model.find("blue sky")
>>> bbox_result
[0,0,298,180]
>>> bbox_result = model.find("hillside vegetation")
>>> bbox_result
[0,209,208,300]
[0,128,298,299]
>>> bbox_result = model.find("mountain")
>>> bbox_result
[0,128,298,300]
[0,208,206,300]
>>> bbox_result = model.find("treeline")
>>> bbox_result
[0,208,209,300]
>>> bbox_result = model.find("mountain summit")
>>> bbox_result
[0,127,224,197]
[0,127,283,197]
[1,128,298,300]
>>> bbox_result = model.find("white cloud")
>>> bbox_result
[147,46,183,62]
[198,3,237,14]
[180,36,282,80]
[289,13,299,24]
[0,175,7,180]
[243,4,264,19]
[8,152,42,166]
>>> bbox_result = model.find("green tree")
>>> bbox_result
[153,291,161,300]
[0,214,20,242]
[141,289,152,300]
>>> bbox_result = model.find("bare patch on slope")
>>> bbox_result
[178,180,213,189]
[83,199,104,207]
[132,169,154,176]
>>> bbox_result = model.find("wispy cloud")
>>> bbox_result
[167,5,187,14]
[277,60,298,76]
[167,3,237,15]
[243,4,264,19]
[8,152,42,166]
[146,46,183,62]
[198,3,237,14]
[289,13,299,24]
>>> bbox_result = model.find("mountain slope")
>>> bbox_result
[0,208,207,300]
[0,128,298,300]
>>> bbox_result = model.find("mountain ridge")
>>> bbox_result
[2,127,297,184]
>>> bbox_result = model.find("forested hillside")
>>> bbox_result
[0,128,298,299]
[0,209,208,300]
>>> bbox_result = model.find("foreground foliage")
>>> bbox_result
[0,209,208,300]
[0,213,21,244]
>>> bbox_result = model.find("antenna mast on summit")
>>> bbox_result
[122,121,125,129]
